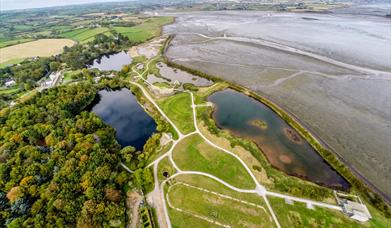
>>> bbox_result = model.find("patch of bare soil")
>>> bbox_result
[126,191,142,228]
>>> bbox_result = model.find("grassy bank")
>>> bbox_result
[157,92,195,135]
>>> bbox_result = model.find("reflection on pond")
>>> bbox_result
[88,88,156,150]
[209,89,349,189]
[88,51,132,71]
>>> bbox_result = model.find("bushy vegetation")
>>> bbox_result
[61,33,132,70]
[0,78,169,226]
[0,83,131,226]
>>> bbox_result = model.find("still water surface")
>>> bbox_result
[89,88,156,150]
[209,89,349,189]
[89,51,132,71]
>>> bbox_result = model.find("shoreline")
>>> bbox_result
[208,100,348,191]
[162,34,391,207]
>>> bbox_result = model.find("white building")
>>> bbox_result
[334,191,372,222]
[341,200,372,222]
[5,80,16,87]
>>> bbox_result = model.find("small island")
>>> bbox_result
[249,119,268,130]
[283,127,303,144]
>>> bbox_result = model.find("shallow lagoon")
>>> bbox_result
[209,89,349,189]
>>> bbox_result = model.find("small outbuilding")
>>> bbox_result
[334,191,372,222]
[341,200,372,222]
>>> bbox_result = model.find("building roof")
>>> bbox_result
[342,200,372,221]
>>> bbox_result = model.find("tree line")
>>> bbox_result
[0,83,130,227]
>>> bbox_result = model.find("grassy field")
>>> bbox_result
[114,16,173,43]
[157,157,177,183]
[168,207,220,228]
[0,87,20,95]
[0,58,25,68]
[0,38,34,48]
[172,134,255,189]
[158,92,195,134]
[153,82,171,88]
[60,27,110,43]
[62,70,82,84]
[0,39,75,64]
[167,181,274,227]
[268,196,365,227]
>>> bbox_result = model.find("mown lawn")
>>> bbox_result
[167,182,274,227]
[157,156,176,183]
[169,207,220,228]
[158,92,195,134]
[172,134,255,189]
[268,196,364,227]
[113,16,173,43]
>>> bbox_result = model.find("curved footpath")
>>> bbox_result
[131,52,345,228]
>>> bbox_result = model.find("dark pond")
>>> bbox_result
[208,89,349,189]
[88,51,132,71]
[89,88,156,150]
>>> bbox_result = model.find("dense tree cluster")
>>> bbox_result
[61,33,132,70]
[0,83,131,227]
[0,58,53,89]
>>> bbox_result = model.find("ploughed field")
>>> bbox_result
[163,11,391,199]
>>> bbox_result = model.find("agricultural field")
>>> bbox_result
[0,38,34,48]
[0,58,25,68]
[158,92,195,134]
[172,134,255,189]
[114,16,173,43]
[0,39,75,64]
[60,27,111,43]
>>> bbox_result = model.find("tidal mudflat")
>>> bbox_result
[163,11,391,199]
[88,88,156,150]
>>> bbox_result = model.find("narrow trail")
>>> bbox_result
[130,48,344,228]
